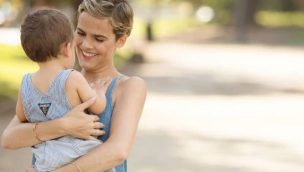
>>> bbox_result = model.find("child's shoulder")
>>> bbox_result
[68,70,85,80]
[66,70,87,86]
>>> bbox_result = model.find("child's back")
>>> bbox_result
[20,69,101,171]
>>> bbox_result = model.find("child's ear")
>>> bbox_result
[60,42,71,57]
[116,35,127,48]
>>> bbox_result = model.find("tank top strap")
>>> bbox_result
[105,76,122,100]
[99,75,123,142]
[49,69,73,102]
[20,73,32,98]
[20,73,37,117]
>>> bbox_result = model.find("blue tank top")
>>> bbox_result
[99,76,127,172]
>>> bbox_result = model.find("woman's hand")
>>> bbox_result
[62,97,105,140]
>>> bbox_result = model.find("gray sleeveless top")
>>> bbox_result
[22,69,102,172]
[21,69,73,122]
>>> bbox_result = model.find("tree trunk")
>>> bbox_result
[234,0,259,42]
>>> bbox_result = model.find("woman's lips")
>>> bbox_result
[81,50,97,60]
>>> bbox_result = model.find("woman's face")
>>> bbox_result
[74,12,118,71]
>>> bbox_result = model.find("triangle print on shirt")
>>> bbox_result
[38,103,51,115]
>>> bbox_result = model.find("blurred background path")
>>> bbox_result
[126,40,304,172]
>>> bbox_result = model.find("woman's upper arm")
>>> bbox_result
[109,76,147,155]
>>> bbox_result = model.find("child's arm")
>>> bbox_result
[16,91,27,123]
[68,71,106,114]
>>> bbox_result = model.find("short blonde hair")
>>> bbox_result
[78,0,133,39]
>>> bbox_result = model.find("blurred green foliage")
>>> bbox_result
[133,17,204,39]
[0,44,130,102]
[0,44,37,100]
[256,11,304,27]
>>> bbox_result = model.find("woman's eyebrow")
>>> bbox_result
[77,27,107,39]
[94,34,107,39]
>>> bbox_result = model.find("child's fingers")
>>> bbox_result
[100,78,112,93]
[89,82,96,89]
[25,167,37,172]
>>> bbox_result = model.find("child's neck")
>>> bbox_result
[37,59,65,74]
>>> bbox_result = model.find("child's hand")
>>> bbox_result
[25,167,37,172]
[91,77,112,96]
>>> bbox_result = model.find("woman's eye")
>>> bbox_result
[77,31,85,36]
[96,38,105,42]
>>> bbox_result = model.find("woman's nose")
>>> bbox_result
[81,38,93,50]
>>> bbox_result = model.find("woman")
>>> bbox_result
[1,0,147,171]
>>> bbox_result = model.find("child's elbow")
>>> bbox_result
[1,133,15,150]
[90,100,106,114]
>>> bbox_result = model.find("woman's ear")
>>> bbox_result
[116,35,127,48]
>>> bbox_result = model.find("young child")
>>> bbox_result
[16,8,114,172]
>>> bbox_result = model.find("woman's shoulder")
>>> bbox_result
[115,75,147,96]
[119,75,146,87]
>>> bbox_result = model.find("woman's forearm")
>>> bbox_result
[1,98,102,149]
[1,115,66,149]
[55,139,126,172]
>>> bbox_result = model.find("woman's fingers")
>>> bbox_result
[94,122,104,129]
[90,115,99,122]
[90,129,105,136]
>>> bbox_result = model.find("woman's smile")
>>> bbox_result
[81,50,98,59]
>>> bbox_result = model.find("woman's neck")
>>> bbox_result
[81,66,120,83]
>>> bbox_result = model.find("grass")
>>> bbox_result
[256,11,304,28]
[0,44,37,101]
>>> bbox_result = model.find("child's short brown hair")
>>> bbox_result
[21,8,74,62]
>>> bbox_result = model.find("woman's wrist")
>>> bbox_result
[34,118,68,141]
[57,116,69,136]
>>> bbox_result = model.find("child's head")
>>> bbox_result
[21,8,74,63]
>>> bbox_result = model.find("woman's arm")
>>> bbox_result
[55,77,147,172]
[1,97,104,149]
